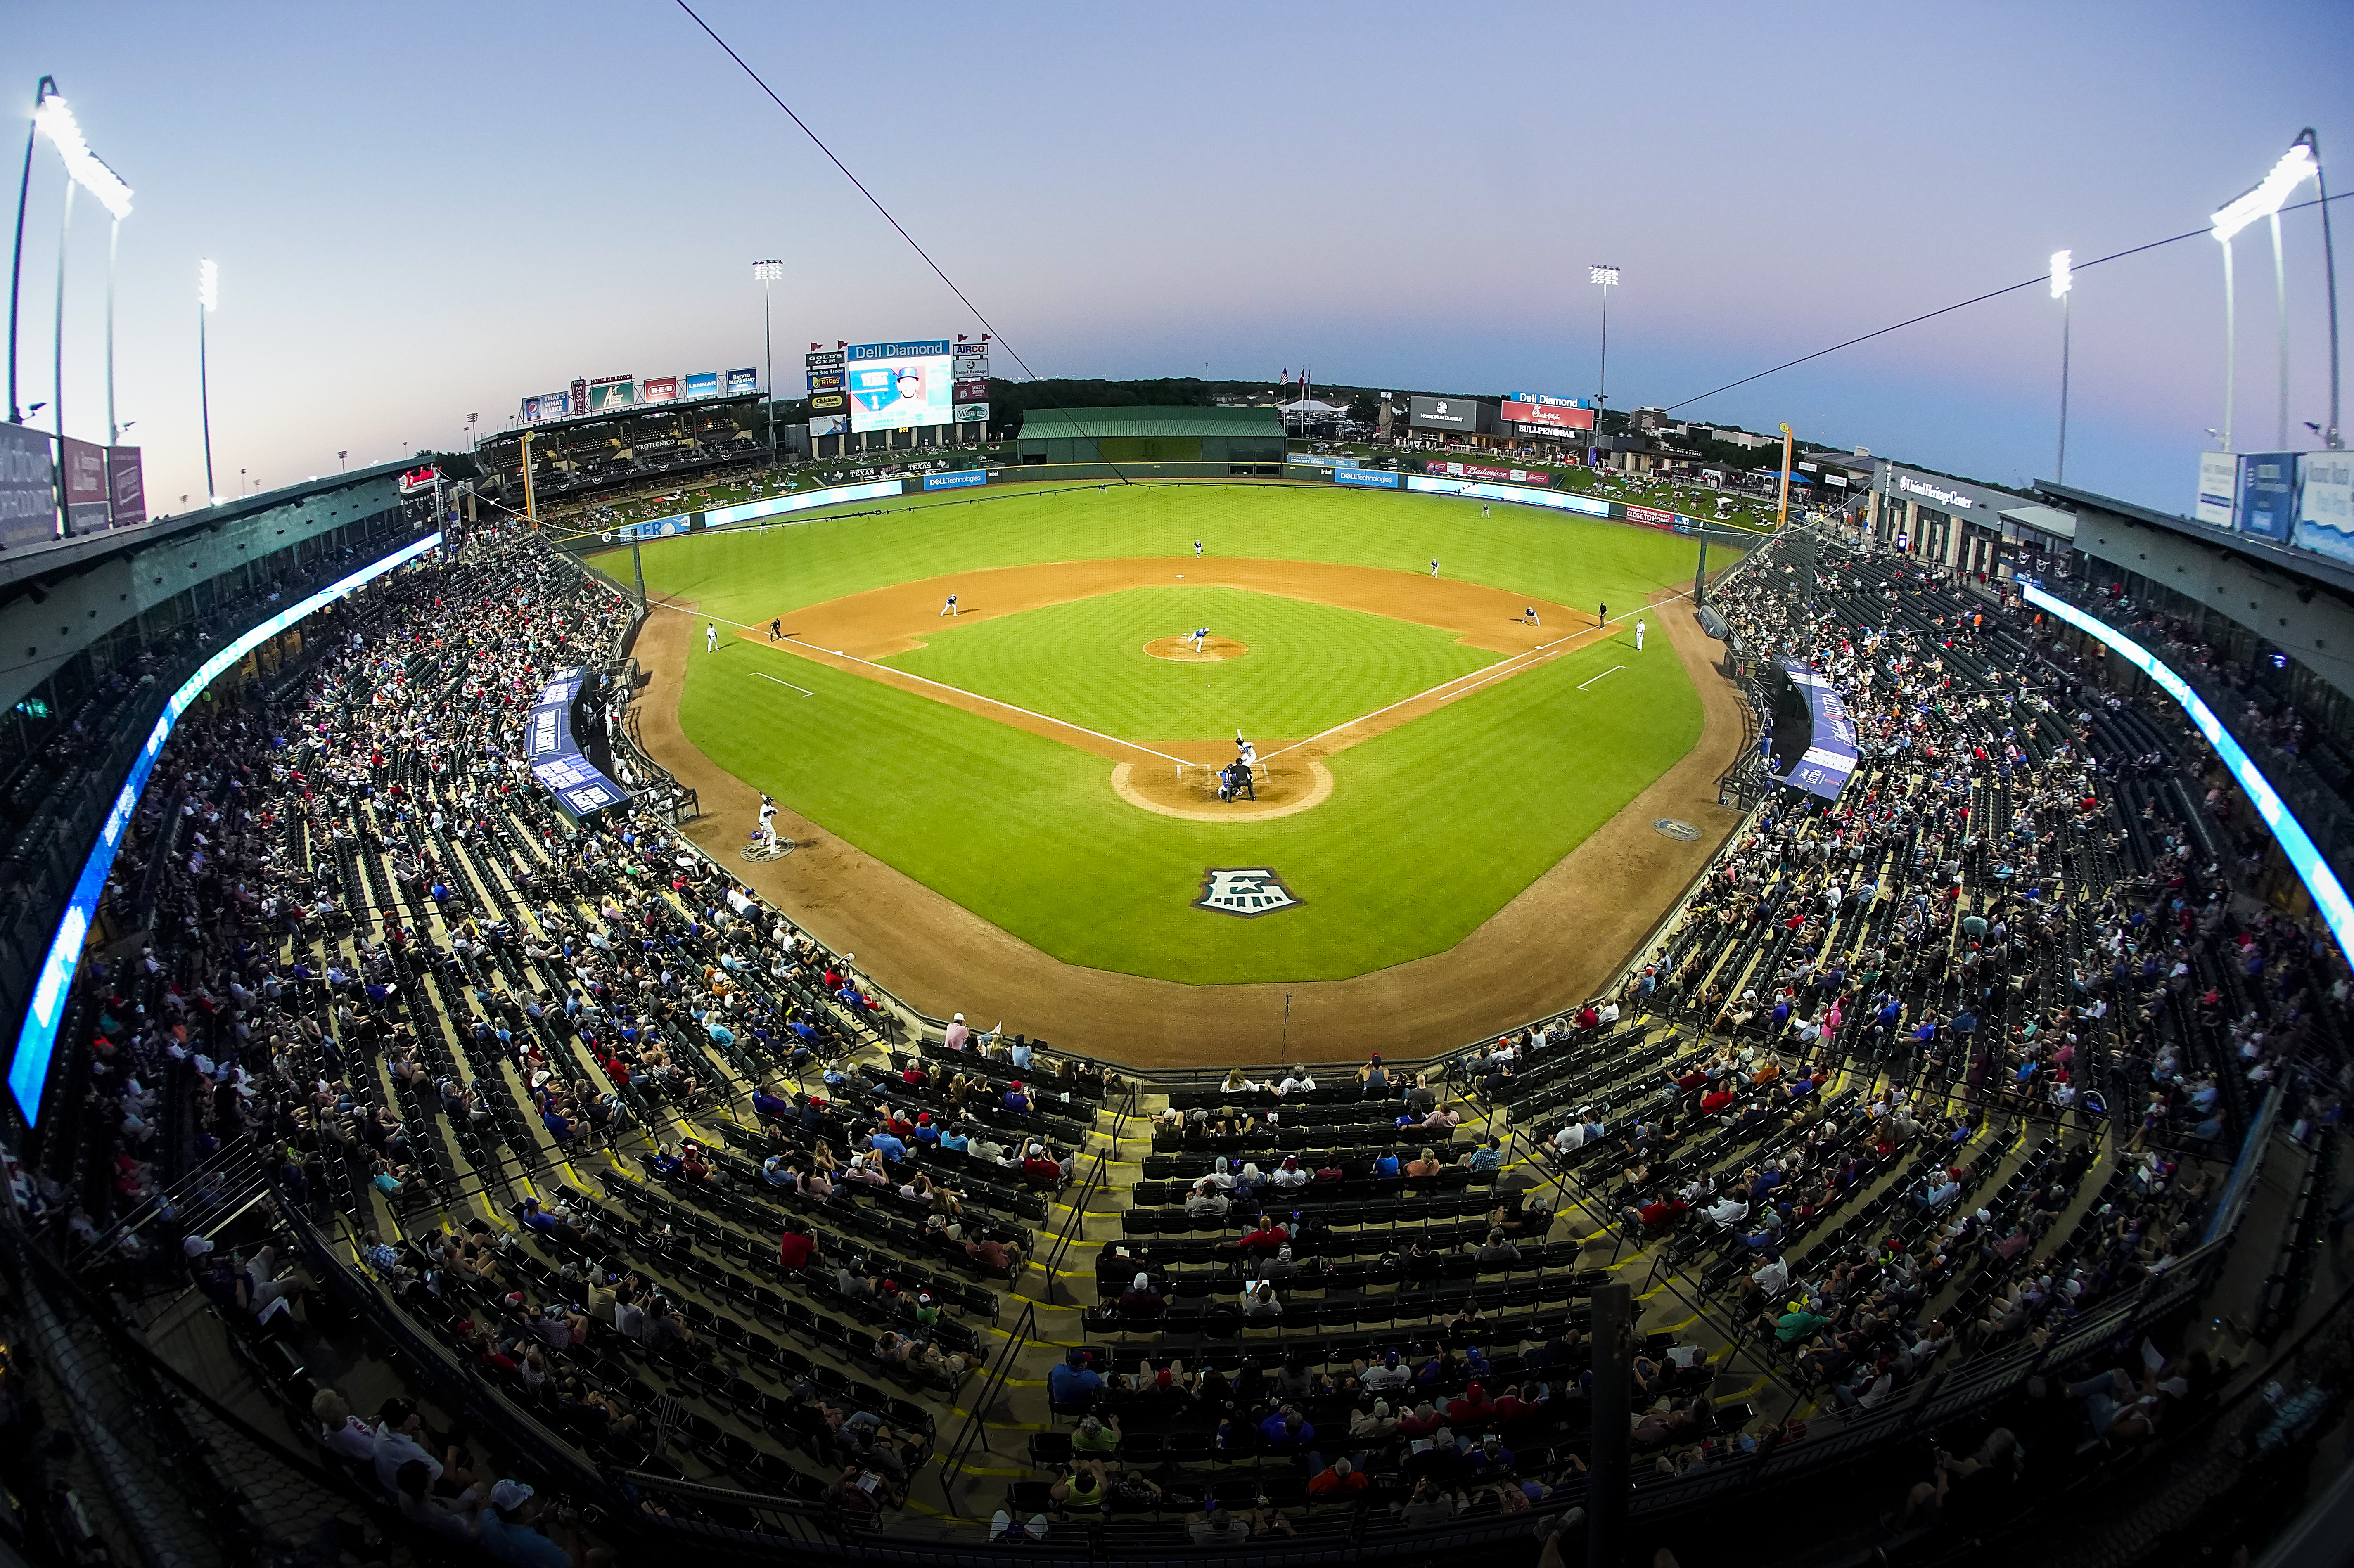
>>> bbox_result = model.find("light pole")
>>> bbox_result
[1589,264,1619,412]
[338,449,347,474]
[754,258,782,462]
[467,411,478,452]
[7,77,51,424]
[198,259,217,501]
[2312,130,2343,450]
[2049,249,2073,481]
[2210,136,2316,453]
[31,86,130,521]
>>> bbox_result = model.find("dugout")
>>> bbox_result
[1015,405,1286,465]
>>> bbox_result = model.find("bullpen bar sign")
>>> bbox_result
[1501,397,1595,432]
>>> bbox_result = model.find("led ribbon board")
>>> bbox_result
[7,531,445,1123]
[2021,582,2354,966]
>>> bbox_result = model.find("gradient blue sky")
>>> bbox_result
[10,1,2350,516]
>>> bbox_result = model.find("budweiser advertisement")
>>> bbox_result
[1425,460,1553,486]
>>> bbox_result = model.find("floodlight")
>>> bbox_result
[199,259,218,311]
[2211,141,2316,244]
[752,259,784,282]
[33,91,131,219]
[1589,265,1620,287]
[2048,250,2072,299]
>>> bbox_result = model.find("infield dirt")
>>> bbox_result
[631,554,1746,1069]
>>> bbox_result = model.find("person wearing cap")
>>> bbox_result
[1270,1155,1310,1191]
[478,1476,601,1567]
[943,1012,970,1052]
[1118,1272,1165,1319]
[1003,1080,1033,1115]
[1020,1141,1064,1190]
[1355,1348,1412,1394]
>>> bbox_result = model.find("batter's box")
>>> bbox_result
[1194,867,1303,918]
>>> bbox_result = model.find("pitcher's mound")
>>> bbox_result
[1145,635,1249,662]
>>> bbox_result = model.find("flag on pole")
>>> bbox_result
[836,340,847,348]
[809,342,821,351]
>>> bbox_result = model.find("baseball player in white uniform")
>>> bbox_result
[940,592,959,617]
[1194,539,1203,557]
[706,622,718,653]
[1636,618,1647,651]
[1430,557,1440,577]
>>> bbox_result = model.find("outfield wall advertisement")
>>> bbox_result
[847,339,954,431]
[0,423,56,550]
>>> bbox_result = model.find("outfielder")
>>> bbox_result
[1430,557,1440,577]
[1194,539,1203,557]
[1636,618,1647,651]
[1597,600,1608,627]
[706,622,718,653]
[940,592,959,617]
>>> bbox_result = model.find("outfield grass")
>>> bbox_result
[887,585,1498,741]
[607,482,1722,983]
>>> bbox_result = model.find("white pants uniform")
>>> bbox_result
[1636,621,1646,651]
[706,625,718,652]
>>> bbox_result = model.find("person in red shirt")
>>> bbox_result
[1624,1196,1688,1230]
[1700,1086,1738,1116]
[1020,1143,1066,1190]
[1306,1457,1368,1496]
[1489,1385,1532,1426]
[1445,1382,1496,1431]
[1237,1220,1291,1255]
[777,1225,816,1271]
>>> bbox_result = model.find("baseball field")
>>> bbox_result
[592,480,1734,997]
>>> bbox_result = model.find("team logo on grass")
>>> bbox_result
[1194,868,1302,918]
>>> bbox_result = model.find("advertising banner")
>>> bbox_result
[1334,467,1400,488]
[0,423,55,550]
[1776,662,1859,801]
[641,376,680,404]
[1406,474,1608,515]
[953,377,989,403]
[570,378,587,418]
[922,469,988,491]
[1287,453,1361,469]
[519,391,571,423]
[810,393,847,412]
[953,353,988,375]
[1501,398,1596,432]
[2236,452,2297,542]
[808,414,850,438]
[683,372,721,399]
[954,403,989,424]
[587,375,635,412]
[62,437,109,534]
[1626,504,1675,527]
[1506,391,1593,409]
[106,446,145,528]
[847,339,954,431]
[2195,450,2238,528]
[2293,451,2354,566]
[726,367,760,396]
[804,350,844,369]
[1408,396,1479,431]
[806,371,844,391]
[1425,460,1552,486]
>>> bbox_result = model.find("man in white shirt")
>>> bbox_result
[1703,1194,1749,1229]
[1270,1156,1311,1191]
[1750,1254,1791,1299]
[943,1013,970,1052]
[372,1397,469,1495]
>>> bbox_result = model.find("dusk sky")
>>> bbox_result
[10,1,2350,516]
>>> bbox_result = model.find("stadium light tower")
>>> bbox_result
[2209,134,2316,453]
[753,258,783,461]
[31,85,130,488]
[2049,249,2073,482]
[197,259,217,502]
[1589,264,1620,415]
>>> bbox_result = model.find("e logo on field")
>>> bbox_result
[1194,868,1302,918]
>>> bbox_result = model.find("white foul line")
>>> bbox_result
[1577,664,1627,690]
[780,636,1194,767]
[751,672,815,697]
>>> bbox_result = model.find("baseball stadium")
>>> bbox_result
[2,14,2353,1568]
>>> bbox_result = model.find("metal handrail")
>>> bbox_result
[934,1297,1035,1513]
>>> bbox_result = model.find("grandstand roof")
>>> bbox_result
[478,390,765,448]
[1016,405,1285,441]
[2039,479,2354,602]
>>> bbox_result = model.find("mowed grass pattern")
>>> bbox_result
[612,484,1721,983]
[886,586,1498,741]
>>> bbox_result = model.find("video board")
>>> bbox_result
[846,339,954,431]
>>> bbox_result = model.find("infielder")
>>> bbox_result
[1431,557,1440,577]
[940,592,959,617]
[1191,627,1210,654]
[1194,539,1203,557]
[1636,618,1647,651]
[1523,605,1540,626]
[706,622,718,653]
[768,618,782,642]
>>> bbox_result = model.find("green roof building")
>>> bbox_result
[1014,405,1286,465]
